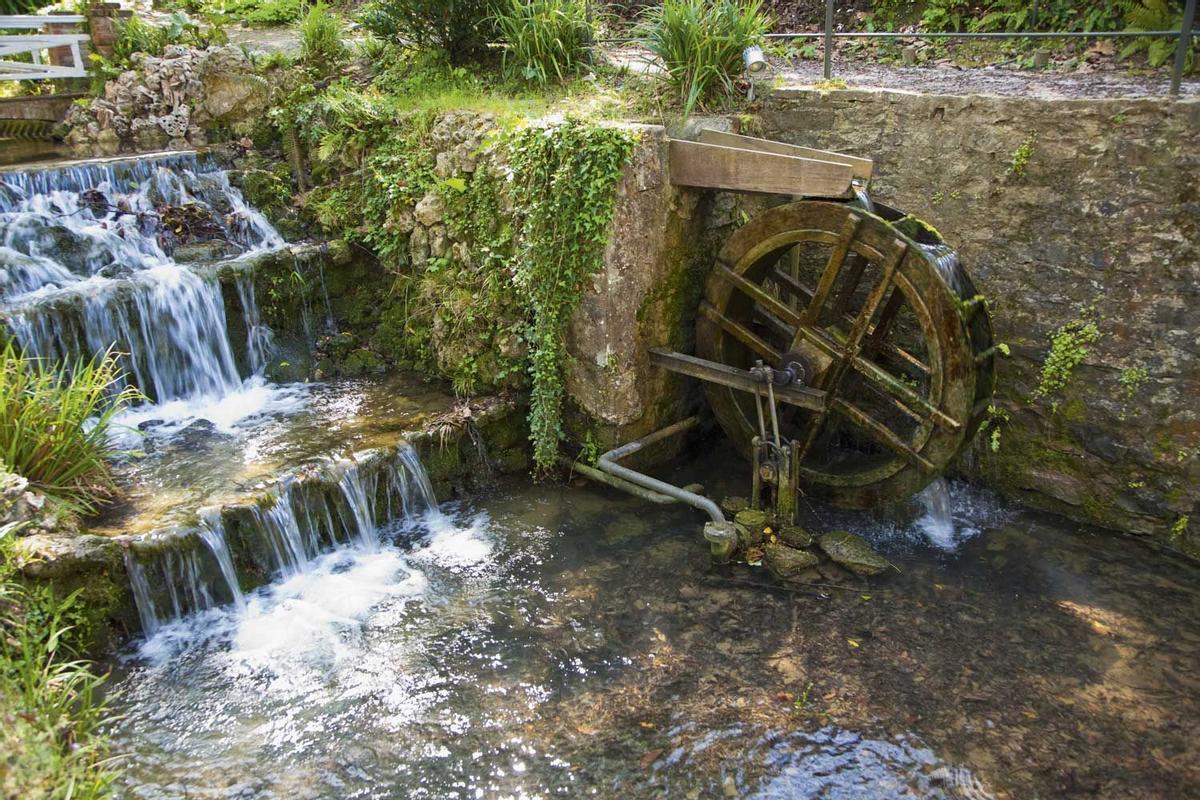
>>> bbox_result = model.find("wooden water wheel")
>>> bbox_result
[690,199,995,508]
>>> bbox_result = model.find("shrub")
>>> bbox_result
[359,0,500,65]
[0,343,139,514]
[639,0,771,117]
[300,1,350,69]
[494,0,594,83]
[0,528,114,799]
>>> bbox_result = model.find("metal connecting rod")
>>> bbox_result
[595,416,726,523]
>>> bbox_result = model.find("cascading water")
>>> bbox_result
[916,477,956,549]
[125,446,439,636]
[0,152,281,403]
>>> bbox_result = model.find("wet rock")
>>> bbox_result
[818,530,893,576]
[777,525,813,549]
[734,508,768,529]
[721,496,749,514]
[172,241,234,262]
[342,348,385,376]
[414,193,445,226]
[764,542,819,581]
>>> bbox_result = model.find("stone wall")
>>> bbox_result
[747,86,1200,553]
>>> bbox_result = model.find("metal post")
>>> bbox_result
[1171,0,1197,96]
[820,0,830,79]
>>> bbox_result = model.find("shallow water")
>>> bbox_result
[104,446,1200,799]
[91,373,455,536]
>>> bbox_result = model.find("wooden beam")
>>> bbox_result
[669,139,854,198]
[649,349,826,412]
[698,129,874,182]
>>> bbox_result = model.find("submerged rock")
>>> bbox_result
[776,525,813,549]
[764,542,819,581]
[818,530,893,576]
[721,496,749,514]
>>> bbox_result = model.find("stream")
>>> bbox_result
[103,447,1200,799]
[4,151,1196,800]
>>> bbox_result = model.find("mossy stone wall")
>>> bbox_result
[752,86,1200,554]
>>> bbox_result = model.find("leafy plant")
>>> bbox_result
[494,0,594,84]
[1121,0,1195,70]
[1034,311,1101,401]
[300,1,350,70]
[0,343,140,513]
[359,0,500,65]
[507,119,635,470]
[0,529,115,799]
[1007,133,1036,178]
[638,0,772,118]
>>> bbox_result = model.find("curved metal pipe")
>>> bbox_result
[559,457,677,505]
[595,416,726,523]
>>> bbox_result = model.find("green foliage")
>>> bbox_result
[1171,514,1189,541]
[207,0,303,26]
[1007,133,1036,178]
[638,0,772,117]
[299,1,350,70]
[977,403,1010,452]
[507,119,635,471]
[494,0,595,84]
[1034,311,1101,401]
[1119,366,1149,398]
[0,529,114,800]
[0,343,139,514]
[1121,1,1195,70]
[359,0,500,65]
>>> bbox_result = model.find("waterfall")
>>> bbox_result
[198,509,245,612]
[916,477,956,549]
[234,271,274,375]
[0,152,282,402]
[125,445,439,636]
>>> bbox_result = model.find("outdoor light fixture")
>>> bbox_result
[743,45,768,74]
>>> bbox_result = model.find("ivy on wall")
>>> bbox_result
[289,96,635,472]
[507,120,636,471]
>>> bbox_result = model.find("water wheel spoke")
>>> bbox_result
[830,398,937,472]
[829,253,869,318]
[752,305,796,343]
[701,302,780,363]
[866,286,904,349]
[843,239,906,355]
[714,263,803,328]
[802,214,861,324]
[770,267,814,305]
[851,355,961,430]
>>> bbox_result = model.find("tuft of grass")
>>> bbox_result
[0,526,116,799]
[300,1,350,70]
[494,0,595,84]
[0,342,139,515]
[638,0,771,118]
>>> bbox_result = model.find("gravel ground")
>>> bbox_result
[772,56,1200,100]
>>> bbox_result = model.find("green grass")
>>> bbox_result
[299,1,350,69]
[494,0,595,84]
[638,0,772,118]
[0,342,139,515]
[0,526,116,800]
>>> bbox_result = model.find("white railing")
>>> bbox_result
[0,15,89,81]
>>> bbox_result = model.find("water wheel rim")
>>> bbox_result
[697,200,983,508]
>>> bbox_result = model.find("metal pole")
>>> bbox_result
[1171,0,1197,96]
[824,0,834,80]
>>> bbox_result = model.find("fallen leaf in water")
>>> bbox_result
[1022,709,1039,720]
[639,721,656,730]
[861,594,872,601]
[576,725,598,735]
[847,639,860,648]
[933,583,946,591]
[775,691,792,702]
[640,749,664,769]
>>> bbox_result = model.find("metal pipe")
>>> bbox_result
[594,30,1184,46]
[764,30,1184,39]
[559,457,677,505]
[1172,0,1197,96]
[596,416,726,523]
[823,0,834,80]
